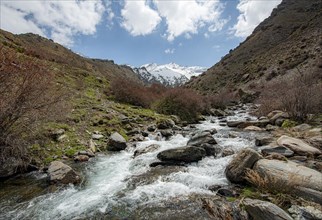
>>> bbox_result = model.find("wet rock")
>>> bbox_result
[133,144,161,157]
[74,155,89,162]
[277,135,321,156]
[225,148,262,183]
[217,188,237,197]
[205,128,217,135]
[255,136,274,146]
[222,148,235,157]
[157,146,206,163]
[107,132,127,151]
[160,129,173,138]
[149,161,186,167]
[0,157,24,178]
[47,161,80,184]
[141,131,149,137]
[187,131,217,146]
[243,198,293,220]
[157,119,175,129]
[244,126,263,131]
[261,146,294,157]
[288,205,322,220]
[200,143,220,157]
[254,159,322,191]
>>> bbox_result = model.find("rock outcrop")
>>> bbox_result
[157,146,206,163]
[47,161,80,184]
[277,135,321,156]
[254,159,322,191]
[225,148,262,183]
[107,132,127,151]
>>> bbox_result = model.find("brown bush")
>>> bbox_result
[205,87,238,110]
[256,69,322,121]
[0,46,64,165]
[110,77,165,108]
[153,88,205,122]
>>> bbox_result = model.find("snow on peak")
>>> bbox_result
[133,63,207,86]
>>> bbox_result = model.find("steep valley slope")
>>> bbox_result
[186,0,322,95]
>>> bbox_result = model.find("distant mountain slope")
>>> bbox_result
[186,0,322,94]
[0,30,139,82]
[133,63,207,86]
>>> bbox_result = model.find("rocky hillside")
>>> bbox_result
[186,0,322,94]
[132,63,206,86]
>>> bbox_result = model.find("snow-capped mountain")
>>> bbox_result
[132,63,207,86]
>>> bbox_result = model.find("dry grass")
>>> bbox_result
[245,169,299,195]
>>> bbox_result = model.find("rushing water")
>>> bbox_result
[0,105,259,219]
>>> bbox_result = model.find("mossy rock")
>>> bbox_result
[281,119,297,128]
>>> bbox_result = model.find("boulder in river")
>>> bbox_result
[243,198,293,220]
[157,146,206,163]
[187,131,217,146]
[261,146,294,157]
[254,159,322,191]
[134,144,161,157]
[225,148,262,183]
[277,135,321,156]
[255,136,274,146]
[107,132,127,151]
[47,161,80,184]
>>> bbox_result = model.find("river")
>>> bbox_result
[0,104,259,219]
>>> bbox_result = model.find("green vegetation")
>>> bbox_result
[281,119,297,128]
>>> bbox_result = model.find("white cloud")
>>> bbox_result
[165,48,175,54]
[121,1,161,36]
[153,0,226,41]
[232,0,282,38]
[0,1,105,46]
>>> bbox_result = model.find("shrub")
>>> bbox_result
[153,88,205,122]
[257,69,322,121]
[0,46,64,167]
[205,87,237,110]
[110,77,164,108]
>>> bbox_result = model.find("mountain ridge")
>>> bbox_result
[132,63,207,86]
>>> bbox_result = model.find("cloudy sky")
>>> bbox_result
[0,0,282,67]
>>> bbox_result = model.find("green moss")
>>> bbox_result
[241,187,261,199]
[281,119,297,128]
[226,197,237,202]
